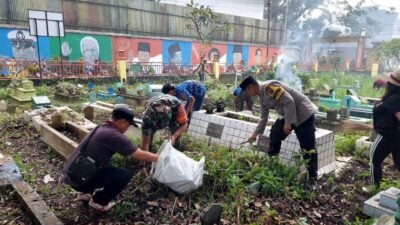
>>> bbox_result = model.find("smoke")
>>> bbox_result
[275,53,302,91]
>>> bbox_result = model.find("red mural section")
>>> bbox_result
[191,43,227,64]
[112,37,162,64]
[248,46,267,67]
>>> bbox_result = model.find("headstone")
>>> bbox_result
[0,100,6,112]
[200,204,223,225]
[206,123,224,139]
[332,79,338,87]
[50,111,64,129]
[83,106,94,121]
[380,187,400,211]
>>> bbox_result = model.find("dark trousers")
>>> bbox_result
[74,167,132,205]
[268,115,318,178]
[370,134,400,186]
[234,95,254,111]
[187,94,205,126]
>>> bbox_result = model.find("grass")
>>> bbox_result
[307,72,385,99]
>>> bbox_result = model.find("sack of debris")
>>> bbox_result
[151,140,205,194]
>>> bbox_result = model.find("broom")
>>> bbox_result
[342,120,373,132]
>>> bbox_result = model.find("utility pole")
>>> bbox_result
[283,0,289,49]
[266,0,271,58]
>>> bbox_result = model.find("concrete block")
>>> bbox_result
[379,187,400,211]
[12,181,63,225]
[364,191,396,218]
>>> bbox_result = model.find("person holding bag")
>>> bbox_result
[62,107,158,212]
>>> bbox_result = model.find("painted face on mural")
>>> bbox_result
[80,36,99,64]
[168,43,182,64]
[7,30,37,61]
[61,41,72,57]
[137,42,151,63]
[255,49,262,65]
[233,52,242,65]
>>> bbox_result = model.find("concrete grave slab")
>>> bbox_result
[188,110,336,175]
[364,190,397,218]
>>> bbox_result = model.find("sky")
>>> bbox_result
[159,0,400,19]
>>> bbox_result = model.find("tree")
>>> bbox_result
[376,38,400,71]
[185,0,230,81]
[267,0,393,39]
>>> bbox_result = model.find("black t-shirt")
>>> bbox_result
[63,122,137,177]
[373,95,400,137]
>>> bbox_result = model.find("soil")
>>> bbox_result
[0,185,33,225]
[1,115,399,224]
[57,127,80,143]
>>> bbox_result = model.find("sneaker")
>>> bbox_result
[75,192,91,202]
[88,198,116,212]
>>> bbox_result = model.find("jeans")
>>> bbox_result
[73,167,132,205]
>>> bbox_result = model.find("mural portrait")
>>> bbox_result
[0,28,50,61]
[49,34,111,64]
[112,37,162,75]
[226,44,249,73]
[191,43,227,64]
[248,47,267,67]
[162,40,191,74]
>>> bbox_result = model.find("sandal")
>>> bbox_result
[89,198,116,212]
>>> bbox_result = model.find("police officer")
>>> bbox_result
[239,76,318,183]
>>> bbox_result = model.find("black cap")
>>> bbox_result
[239,76,258,90]
[112,107,138,127]
[162,83,175,94]
[233,45,242,53]
[138,42,150,52]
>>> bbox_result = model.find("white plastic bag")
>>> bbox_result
[151,140,205,194]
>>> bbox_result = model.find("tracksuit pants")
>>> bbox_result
[370,134,400,186]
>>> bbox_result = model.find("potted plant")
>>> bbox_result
[205,103,215,114]
[215,99,225,112]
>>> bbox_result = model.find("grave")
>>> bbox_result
[24,107,96,159]
[9,79,36,111]
[364,187,400,218]
[54,82,81,102]
[32,96,53,109]
[188,110,336,175]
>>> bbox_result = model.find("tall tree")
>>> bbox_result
[185,0,230,81]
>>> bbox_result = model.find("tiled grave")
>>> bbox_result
[363,187,400,218]
[188,111,336,173]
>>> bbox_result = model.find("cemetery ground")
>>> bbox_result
[0,73,399,224]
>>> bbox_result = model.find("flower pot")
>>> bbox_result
[205,104,215,114]
[216,100,225,112]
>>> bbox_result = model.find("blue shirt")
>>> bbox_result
[175,80,206,101]
[233,87,243,96]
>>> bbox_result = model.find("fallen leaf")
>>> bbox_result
[147,201,159,207]
[194,203,201,210]
[313,211,322,218]
[254,202,262,208]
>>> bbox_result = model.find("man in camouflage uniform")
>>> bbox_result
[141,94,188,152]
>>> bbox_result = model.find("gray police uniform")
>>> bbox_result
[255,80,318,178]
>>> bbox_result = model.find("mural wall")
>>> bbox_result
[0,27,282,76]
[0,28,50,61]
[49,33,112,64]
